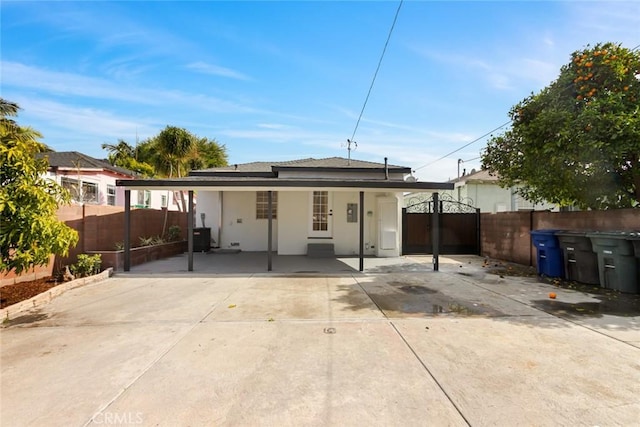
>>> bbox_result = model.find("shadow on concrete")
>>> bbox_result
[119,252,361,278]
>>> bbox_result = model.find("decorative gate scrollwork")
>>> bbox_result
[405,193,477,214]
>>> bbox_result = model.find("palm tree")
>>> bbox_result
[153,126,194,234]
[154,126,194,179]
[101,140,135,165]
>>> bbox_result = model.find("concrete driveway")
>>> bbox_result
[1,254,639,426]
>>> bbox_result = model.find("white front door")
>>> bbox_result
[309,191,332,238]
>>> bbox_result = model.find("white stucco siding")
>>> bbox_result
[277,192,308,255]
[172,188,402,256]
[218,191,277,251]
[196,191,222,246]
[277,190,391,256]
[331,192,361,256]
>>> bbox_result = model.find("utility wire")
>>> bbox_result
[348,0,403,143]
[415,41,639,172]
[414,120,512,171]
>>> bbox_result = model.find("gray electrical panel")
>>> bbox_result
[347,203,358,223]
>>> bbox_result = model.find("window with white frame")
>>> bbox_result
[60,177,99,204]
[161,194,168,208]
[107,185,116,206]
[137,190,151,208]
[256,191,277,219]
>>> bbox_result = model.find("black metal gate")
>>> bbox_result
[402,193,481,255]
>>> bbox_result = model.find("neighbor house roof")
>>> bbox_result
[449,169,499,185]
[37,151,136,177]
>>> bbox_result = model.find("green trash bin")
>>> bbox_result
[630,231,640,279]
[555,231,600,285]
[586,231,640,294]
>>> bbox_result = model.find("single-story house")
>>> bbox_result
[117,156,453,271]
[405,168,558,213]
[38,151,183,210]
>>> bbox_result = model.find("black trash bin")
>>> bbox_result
[586,231,640,294]
[193,227,211,252]
[530,230,564,278]
[555,231,600,285]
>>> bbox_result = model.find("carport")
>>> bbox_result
[117,176,453,272]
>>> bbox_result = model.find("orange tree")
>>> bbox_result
[482,42,640,209]
[0,99,78,274]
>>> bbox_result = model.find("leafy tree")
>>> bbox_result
[187,137,228,171]
[103,129,228,178]
[482,42,640,209]
[101,139,134,164]
[0,99,78,274]
[154,126,194,178]
[102,140,155,177]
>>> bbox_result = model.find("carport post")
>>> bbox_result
[432,192,439,271]
[267,190,273,271]
[188,190,194,272]
[124,190,131,272]
[359,191,364,272]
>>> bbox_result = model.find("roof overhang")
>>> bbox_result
[116,177,454,193]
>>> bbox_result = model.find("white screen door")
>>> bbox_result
[310,191,332,237]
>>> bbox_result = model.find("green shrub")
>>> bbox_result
[151,235,165,245]
[70,254,102,278]
[138,236,155,247]
[167,225,181,242]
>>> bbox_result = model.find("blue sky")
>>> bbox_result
[2,1,639,181]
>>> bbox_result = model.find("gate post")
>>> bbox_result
[432,192,439,271]
[476,207,482,256]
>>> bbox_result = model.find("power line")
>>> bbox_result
[348,0,403,143]
[415,42,639,172]
[414,120,512,171]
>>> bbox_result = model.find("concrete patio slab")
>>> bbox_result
[392,316,640,426]
[2,254,639,426]
[102,321,467,426]
[208,276,384,322]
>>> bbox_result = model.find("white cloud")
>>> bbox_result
[1,61,260,114]
[186,61,252,81]
[1,61,147,103]
[257,123,290,130]
[11,96,157,141]
[411,48,492,71]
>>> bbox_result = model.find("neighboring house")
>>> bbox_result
[118,157,453,270]
[405,169,558,213]
[37,151,182,211]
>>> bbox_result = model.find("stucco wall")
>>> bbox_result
[332,192,361,256]
[218,192,278,251]
[196,191,221,246]
[195,190,401,256]
[278,192,309,255]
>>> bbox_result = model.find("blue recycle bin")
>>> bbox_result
[530,229,565,278]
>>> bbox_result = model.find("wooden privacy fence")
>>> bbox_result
[2,206,188,285]
[481,209,640,266]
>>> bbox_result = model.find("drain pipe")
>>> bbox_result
[384,157,389,180]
